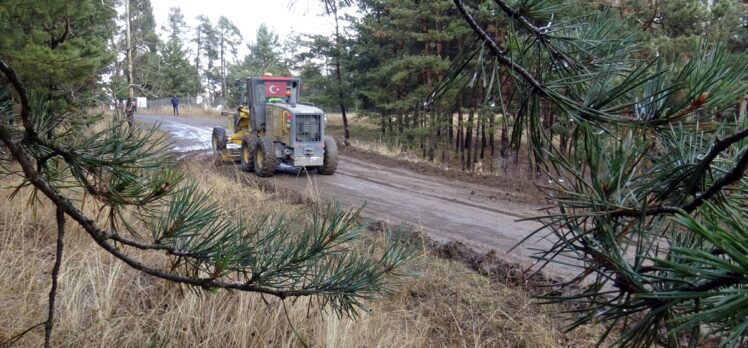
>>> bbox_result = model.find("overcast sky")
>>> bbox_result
[150,0,334,56]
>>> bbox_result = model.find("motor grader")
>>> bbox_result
[211,76,337,177]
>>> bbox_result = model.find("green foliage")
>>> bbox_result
[153,6,201,97]
[159,39,201,97]
[611,0,746,57]
[163,7,188,42]
[0,0,115,112]
[245,24,287,75]
[227,25,291,106]
[192,15,219,97]
[125,0,162,96]
[215,16,242,100]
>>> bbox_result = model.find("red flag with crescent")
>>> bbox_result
[264,81,286,97]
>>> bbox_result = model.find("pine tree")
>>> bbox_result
[0,0,115,116]
[158,7,201,97]
[216,16,242,101]
[160,40,201,97]
[163,7,188,42]
[247,24,286,75]
[324,0,353,143]
[124,0,163,96]
[227,25,291,106]
[345,0,468,161]
[193,15,219,101]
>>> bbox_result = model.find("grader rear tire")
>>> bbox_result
[211,127,227,165]
[253,136,276,177]
[240,137,255,172]
[317,136,338,175]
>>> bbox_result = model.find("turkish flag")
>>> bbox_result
[264,81,287,97]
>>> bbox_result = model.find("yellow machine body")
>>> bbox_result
[221,107,251,161]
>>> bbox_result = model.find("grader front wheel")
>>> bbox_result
[317,136,338,175]
[240,137,255,172]
[254,136,276,177]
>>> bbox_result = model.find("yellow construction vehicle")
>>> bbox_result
[211,76,337,177]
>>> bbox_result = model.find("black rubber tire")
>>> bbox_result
[212,127,227,164]
[317,136,338,175]
[253,136,276,177]
[240,137,255,172]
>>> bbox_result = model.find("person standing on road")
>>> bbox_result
[171,95,180,115]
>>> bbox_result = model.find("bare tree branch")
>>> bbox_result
[491,0,545,37]
[686,126,748,194]
[0,58,35,139]
[606,147,748,218]
[44,206,65,348]
[452,0,547,96]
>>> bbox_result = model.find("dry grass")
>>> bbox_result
[0,160,602,347]
[326,113,432,163]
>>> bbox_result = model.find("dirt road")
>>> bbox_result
[137,114,553,269]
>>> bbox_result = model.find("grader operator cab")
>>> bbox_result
[212,76,337,177]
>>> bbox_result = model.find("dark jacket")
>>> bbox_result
[171,96,179,106]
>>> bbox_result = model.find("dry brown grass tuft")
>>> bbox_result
[0,160,602,347]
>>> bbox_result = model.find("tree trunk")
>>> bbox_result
[500,114,509,173]
[474,111,480,169]
[220,34,226,101]
[456,108,463,151]
[125,0,134,99]
[559,131,567,154]
[428,113,436,162]
[465,109,474,171]
[480,114,487,160]
[195,31,201,71]
[381,113,386,139]
[332,6,350,144]
[489,114,495,172]
[45,206,65,348]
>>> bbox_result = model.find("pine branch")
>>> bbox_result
[686,147,748,210]
[607,146,748,218]
[491,0,545,37]
[0,58,35,140]
[44,206,65,348]
[452,0,547,96]
[43,16,71,49]
[686,126,748,194]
